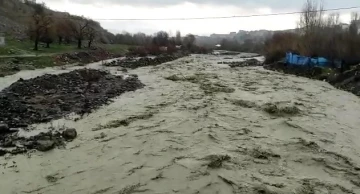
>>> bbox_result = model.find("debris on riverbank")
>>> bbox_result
[55,47,113,65]
[103,53,188,69]
[0,127,78,156]
[264,62,360,96]
[218,58,262,68]
[0,69,145,128]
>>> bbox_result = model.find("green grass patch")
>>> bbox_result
[0,35,132,57]
[0,56,56,77]
[98,44,131,55]
[0,36,81,56]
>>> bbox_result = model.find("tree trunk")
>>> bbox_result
[77,38,82,49]
[46,42,50,48]
[34,37,39,51]
[88,40,92,48]
[65,37,71,44]
[58,36,63,45]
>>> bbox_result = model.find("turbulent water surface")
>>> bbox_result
[1,54,360,194]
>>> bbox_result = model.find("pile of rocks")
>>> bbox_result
[55,48,112,64]
[328,65,360,96]
[104,53,188,69]
[0,69,145,128]
[218,59,262,68]
[0,69,145,155]
[0,124,78,156]
[263,62,324,78]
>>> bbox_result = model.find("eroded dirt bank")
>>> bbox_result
[1,54,360,194]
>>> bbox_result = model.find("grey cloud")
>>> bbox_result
[66,0,359,10]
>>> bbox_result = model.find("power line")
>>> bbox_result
[85,6,360,21]
[93,6,360,21]
[11,5,360,21]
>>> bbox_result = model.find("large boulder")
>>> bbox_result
[0,123,10,134]
[36,140,55,152]
[62,128,77,141]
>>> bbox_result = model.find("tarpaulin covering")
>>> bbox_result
[286,52,331,67]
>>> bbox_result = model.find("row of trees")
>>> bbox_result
[27,2,197,51]
[110,30,196,49]
[25,1,198,52]
[27,2,99,50]
[219,38,264,53]
[264,0,360,67]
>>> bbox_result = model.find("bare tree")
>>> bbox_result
[28,3,52,51]
[175,31,182,45]
[299,0,324,34]
[152,31,169,46]
[298,0,326,56]
[41,25,56,48]
[86,26,96,48]
[69,17,90,49]
[55,19,73,45]
[349,12,359,35]
[183,34,196,49]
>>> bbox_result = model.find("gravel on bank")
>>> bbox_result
[104,53,188,69]
[0,69,145,128]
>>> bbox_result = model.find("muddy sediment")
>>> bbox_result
[1,54,360,194]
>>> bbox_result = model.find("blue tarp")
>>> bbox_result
[285,52,333,67]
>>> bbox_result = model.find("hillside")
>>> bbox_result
[195,29,297,48]
[0,0,114,43]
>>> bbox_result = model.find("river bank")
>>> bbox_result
[264,62,360,96]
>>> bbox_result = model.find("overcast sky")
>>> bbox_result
[42,0,359,35]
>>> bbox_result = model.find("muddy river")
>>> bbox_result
[1,54,360,194]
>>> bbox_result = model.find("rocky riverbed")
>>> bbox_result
[0,68,144,155]
[0,69,144,128]
[1,54,360,194]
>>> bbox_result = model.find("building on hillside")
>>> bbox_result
[339,23,350,30]
[339,21,360,34]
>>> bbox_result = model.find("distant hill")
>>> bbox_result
[195,29,296,48]
[0,0,114,43]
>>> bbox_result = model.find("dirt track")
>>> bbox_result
[1,54,360,194]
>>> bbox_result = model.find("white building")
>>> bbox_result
[339,21,360,34]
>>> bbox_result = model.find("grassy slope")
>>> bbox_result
[0,35,131,56]
[0,38,132,77]
[0,1,133,77]
[0,35,81,56]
